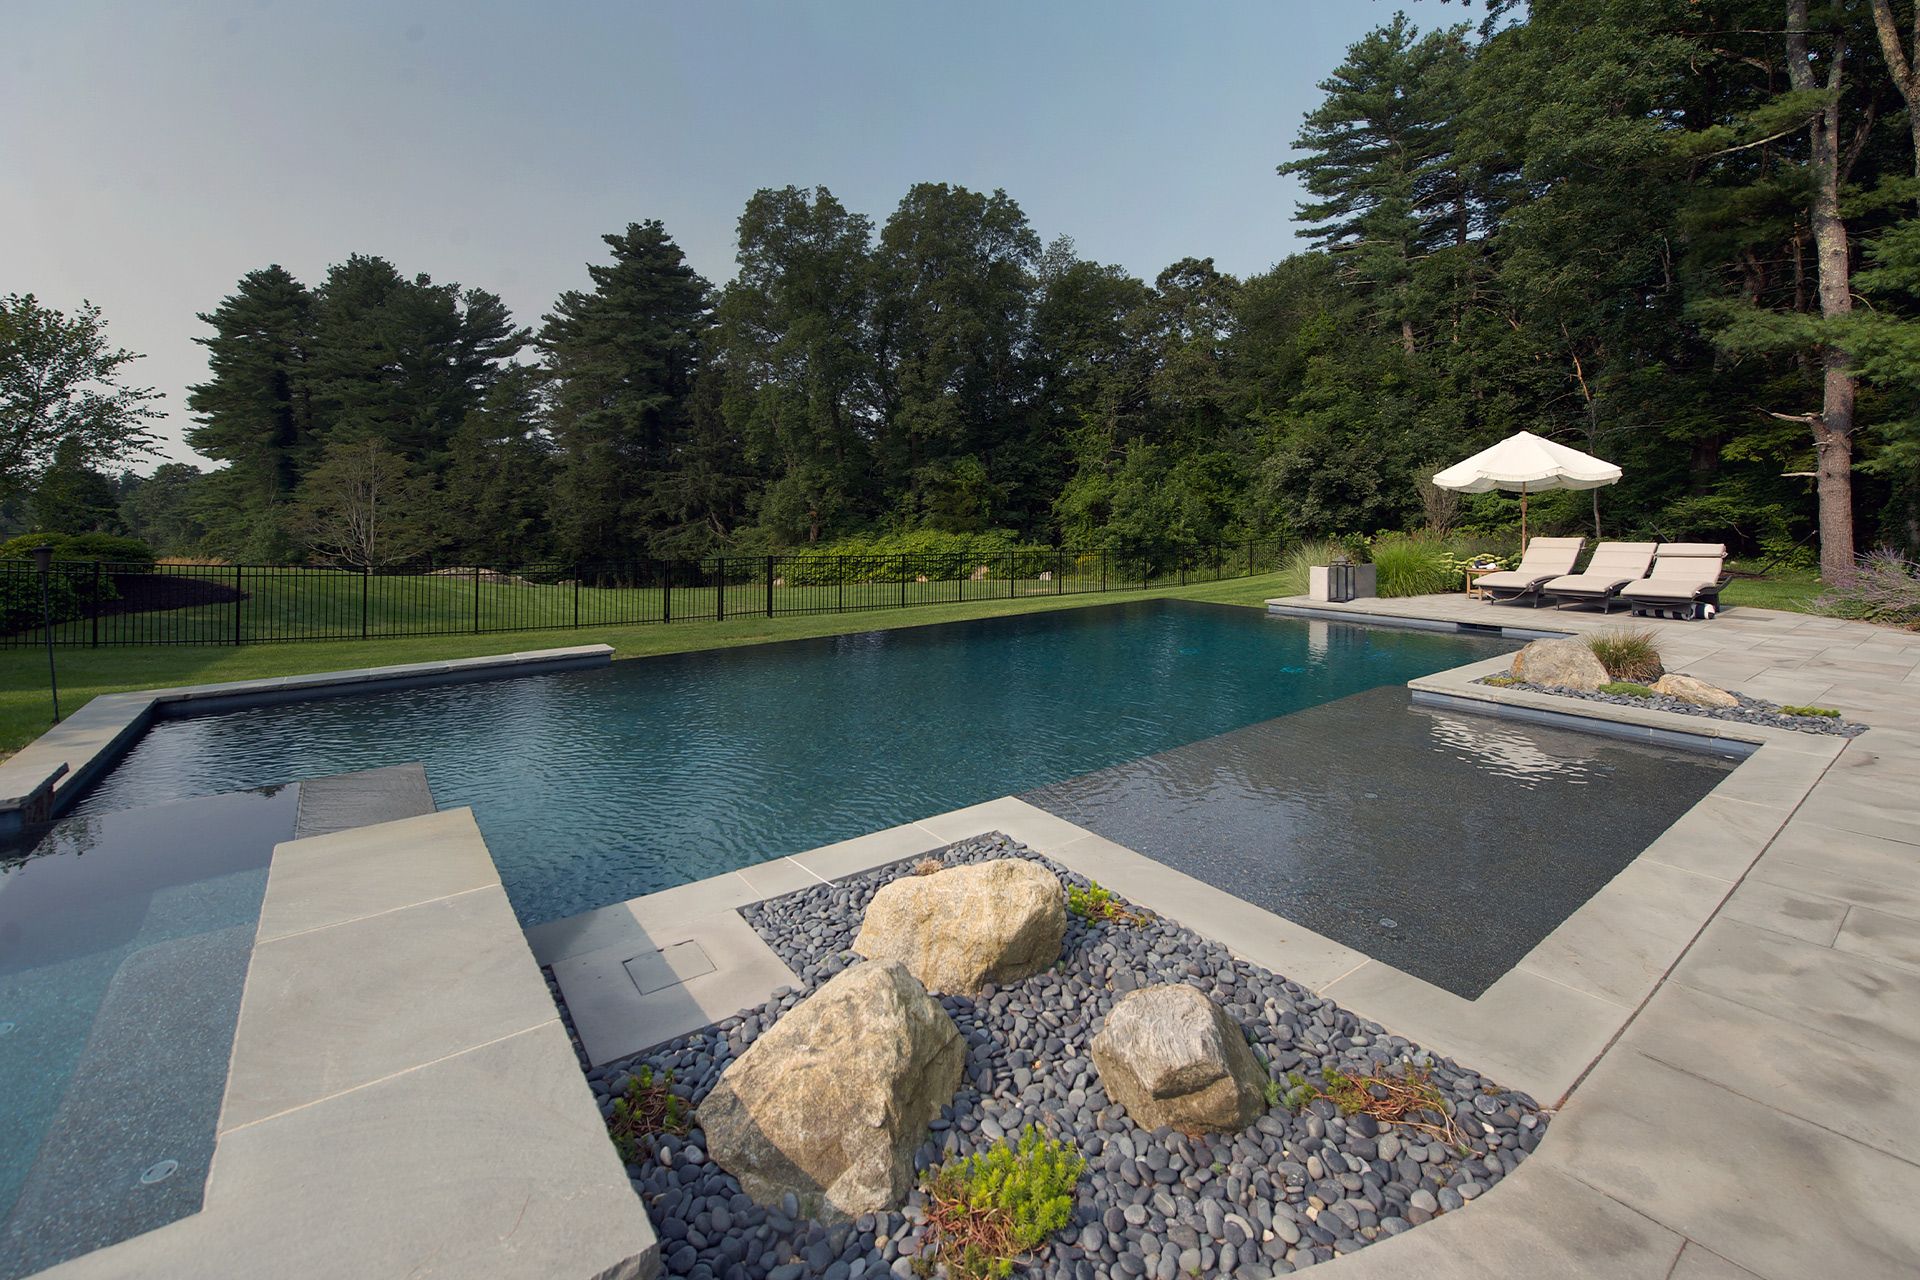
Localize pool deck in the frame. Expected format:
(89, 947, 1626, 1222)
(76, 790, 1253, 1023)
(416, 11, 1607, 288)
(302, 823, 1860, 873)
(11, 600, 1920, 1279)
(541, 595, 1920, 1280)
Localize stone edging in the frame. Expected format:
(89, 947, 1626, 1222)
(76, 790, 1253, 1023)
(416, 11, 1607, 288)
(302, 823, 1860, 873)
(0, 644, 614, 833)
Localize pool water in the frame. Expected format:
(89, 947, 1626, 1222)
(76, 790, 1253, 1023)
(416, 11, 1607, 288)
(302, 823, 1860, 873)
(1025, 685, 1738, 997)
(0, 787, 296, 1277)
(71, 601, 1514, 927)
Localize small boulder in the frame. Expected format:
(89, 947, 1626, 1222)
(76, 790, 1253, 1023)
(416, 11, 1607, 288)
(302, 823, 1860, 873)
(1509, 637, 1609, 692)
(702, 960, 964, 1222)
(1091, 983, 1268, 1134)
(853, 859, 1065, 995)
(1651, 673, 1738, 708)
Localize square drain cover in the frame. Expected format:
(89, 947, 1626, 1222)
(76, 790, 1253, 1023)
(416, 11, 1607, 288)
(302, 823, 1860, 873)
(624, 940, 716, 995)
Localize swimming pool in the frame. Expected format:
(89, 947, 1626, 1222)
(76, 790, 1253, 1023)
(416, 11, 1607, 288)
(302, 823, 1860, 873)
(70, 601, 1515, 926)
(0, 787, 295, 1277)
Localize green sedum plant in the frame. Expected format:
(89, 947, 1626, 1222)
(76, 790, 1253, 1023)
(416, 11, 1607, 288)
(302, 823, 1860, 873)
(1780, 704, 1841, 718)
(1599, 681, 1656, 697)
(1066, 880, 1150, 926)
(922, 1126, 1084, 1279)
(606, 1065, 690, 1165)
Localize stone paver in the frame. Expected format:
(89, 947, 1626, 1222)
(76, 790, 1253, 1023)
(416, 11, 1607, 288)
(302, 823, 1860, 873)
(1265, 595, 1920, 1279)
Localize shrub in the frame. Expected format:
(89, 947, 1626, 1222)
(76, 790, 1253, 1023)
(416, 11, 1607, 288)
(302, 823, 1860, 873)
(1599, 681, 1656, 697)
(1371, 534, 1456, 597)
(0, 531, 155, 565)
(770, 529, 1043, 586)
(922, 1126, 1084, 1280)
(605, 1066, 690, 1165)
(1588, 629, 1663, 682)
(1781, 704, 1841, 718)
(1816, 547, 1920, 630)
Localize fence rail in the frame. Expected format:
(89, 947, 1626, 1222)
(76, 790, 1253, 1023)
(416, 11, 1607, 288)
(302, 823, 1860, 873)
(0, 540, 1287, 648)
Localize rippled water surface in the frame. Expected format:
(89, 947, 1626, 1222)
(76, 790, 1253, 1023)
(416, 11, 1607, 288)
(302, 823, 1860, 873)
(72, 602, 1511, 925)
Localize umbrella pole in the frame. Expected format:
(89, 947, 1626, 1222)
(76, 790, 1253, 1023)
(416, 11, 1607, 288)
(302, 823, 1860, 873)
(1520, 482, 1528, 549)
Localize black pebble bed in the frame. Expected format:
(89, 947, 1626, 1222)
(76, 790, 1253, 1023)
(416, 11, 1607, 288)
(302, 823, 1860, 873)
(577, 834, 1550, 1279)
(1480, 678, 1867, 736)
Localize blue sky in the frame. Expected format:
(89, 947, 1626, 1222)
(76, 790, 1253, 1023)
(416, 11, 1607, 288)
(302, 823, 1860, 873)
(3, 0, 1474, 463)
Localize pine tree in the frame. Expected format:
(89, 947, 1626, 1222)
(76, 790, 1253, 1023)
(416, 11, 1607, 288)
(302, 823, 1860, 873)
(538, 221, 711, 562)
(186, 265, 317, 558)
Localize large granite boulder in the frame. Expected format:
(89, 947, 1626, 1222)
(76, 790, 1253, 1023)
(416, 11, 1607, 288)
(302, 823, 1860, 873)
(702, 960, 964, 1222)
(1091, 983, 1267, 1134)
(1652, 673, 1738, 708)
(1510, 638, 1609, 692)
(853, 859, 1065, 996)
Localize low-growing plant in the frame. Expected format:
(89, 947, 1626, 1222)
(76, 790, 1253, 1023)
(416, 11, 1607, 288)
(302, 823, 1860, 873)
(921, 1125, 1084, 1279)
(1780, 704, 1841, 718)
(1281, 1065, 1477, 1153)
(1588, 628, 1663, 682)
(1480, 674, 1520, 688)
(912, 857, 945, 876)
(1066, 880, 1150, 926)
(1599, 680, 1656, 697)
(605, 1065, 690, 1164)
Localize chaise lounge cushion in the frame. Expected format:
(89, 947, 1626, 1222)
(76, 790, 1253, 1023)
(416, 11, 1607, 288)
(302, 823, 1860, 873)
(1545, 542, 1659, 597)
(1620, 543, 1727, 602)
(1477, 536, 1586, 592)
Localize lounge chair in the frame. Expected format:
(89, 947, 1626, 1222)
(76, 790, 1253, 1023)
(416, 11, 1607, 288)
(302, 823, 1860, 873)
(1621, 543, 1730, 619)
(1474, 536, 1586, 606)
(1542, 541, 1658, 613)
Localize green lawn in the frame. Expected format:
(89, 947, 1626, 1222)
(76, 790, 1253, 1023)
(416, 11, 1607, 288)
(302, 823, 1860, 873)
(0, 571, 1292, 756)
(1721, 561, 1827, 614)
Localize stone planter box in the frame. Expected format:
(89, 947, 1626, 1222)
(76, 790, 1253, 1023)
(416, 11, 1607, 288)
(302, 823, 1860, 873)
(1308, 563, 1377, 602)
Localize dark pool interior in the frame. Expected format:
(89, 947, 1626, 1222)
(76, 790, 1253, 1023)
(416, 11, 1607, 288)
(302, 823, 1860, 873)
(1024, 684, 1738, 997)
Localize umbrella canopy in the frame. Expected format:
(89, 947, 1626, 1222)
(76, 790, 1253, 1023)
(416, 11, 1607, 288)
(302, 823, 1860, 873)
(1431, 430, 1620, 544)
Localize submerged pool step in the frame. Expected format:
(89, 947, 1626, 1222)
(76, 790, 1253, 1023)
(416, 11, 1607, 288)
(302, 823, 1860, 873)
(294, 763, 436, 840)
(0, 925, 254, 1279)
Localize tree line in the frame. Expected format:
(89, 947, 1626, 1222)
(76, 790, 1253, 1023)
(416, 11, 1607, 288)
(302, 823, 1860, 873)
(7, 1, 1920, 581)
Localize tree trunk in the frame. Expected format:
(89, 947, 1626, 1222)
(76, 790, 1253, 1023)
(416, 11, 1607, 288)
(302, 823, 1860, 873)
(1867, 0, 1920, 210)
(1788, 0, 1858, 584)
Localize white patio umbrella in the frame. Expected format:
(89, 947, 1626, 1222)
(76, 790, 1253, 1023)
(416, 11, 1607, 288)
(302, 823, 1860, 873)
(1430, 430, 1621, 546)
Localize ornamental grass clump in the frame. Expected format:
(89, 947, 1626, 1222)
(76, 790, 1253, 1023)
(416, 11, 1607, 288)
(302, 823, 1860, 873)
(1370, 534, 1456, 597)
(921, 1126, 1084, 1279)
(1588, 628, 1663, 683)
(606, 1065, 690, 1165)
(1781, 704, 1841, 718)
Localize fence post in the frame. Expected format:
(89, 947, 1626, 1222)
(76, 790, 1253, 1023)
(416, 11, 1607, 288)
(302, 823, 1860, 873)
(361, 567, 369, 639)
(91, 561, 101, 648)
(1100, 552, 1107, 593)
(837, 556, 845, 612)
(233, 564, 243, 645)
(765, 554, 775, 617)
(574, 567, 581, 628)
(716, 556, 726, 621)
(1247, 542, 1253, 576)
(662, 561, 672, 623)
(1007, 552, 1015, 599)
(899, 554, 906, 607)
(471, 564, 480, 633)
(1055, 551, 1062, 594)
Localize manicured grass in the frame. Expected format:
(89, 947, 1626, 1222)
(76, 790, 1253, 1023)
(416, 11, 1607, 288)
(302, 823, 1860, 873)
(1721, 562, 1826, 614)
(0, 572, 1294, 757)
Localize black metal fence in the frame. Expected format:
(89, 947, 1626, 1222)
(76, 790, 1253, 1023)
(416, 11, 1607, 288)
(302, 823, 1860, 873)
(0, 540, 1287, 648)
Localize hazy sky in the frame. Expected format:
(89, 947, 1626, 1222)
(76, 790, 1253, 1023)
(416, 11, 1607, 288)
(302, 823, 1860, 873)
(4, 0, 1472, 466)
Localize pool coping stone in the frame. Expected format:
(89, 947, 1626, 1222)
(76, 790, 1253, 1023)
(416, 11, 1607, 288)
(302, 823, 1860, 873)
(35, 801, 659, 1280)
(0, 644, 613, 832)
